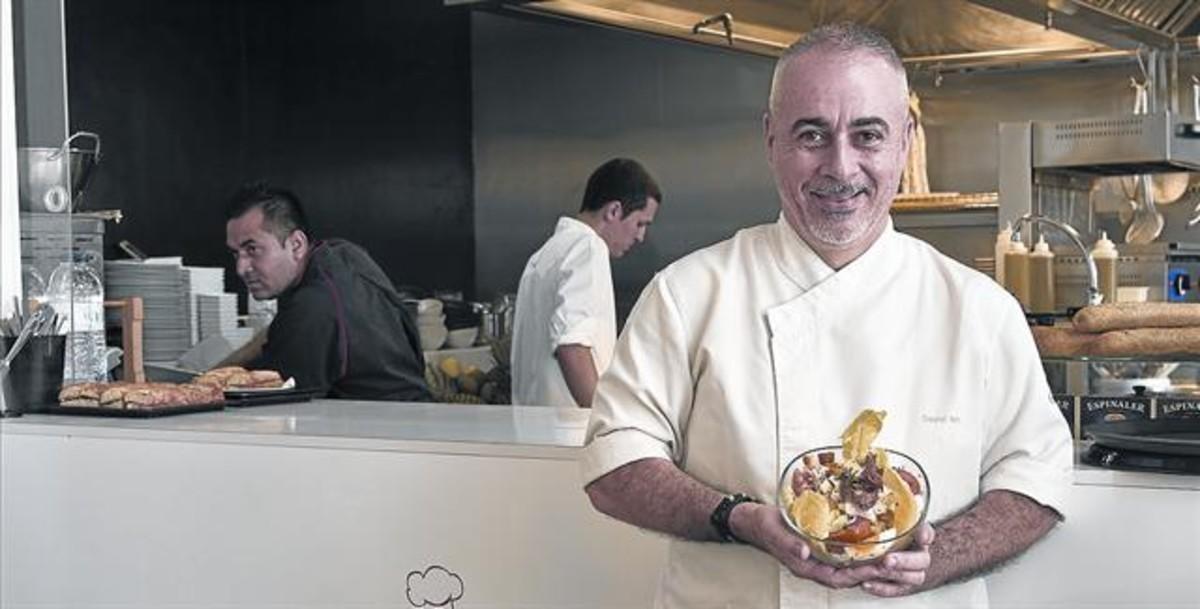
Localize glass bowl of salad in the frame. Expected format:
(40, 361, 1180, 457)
(778, 445, 930, 566)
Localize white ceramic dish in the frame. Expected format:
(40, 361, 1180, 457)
(419, 324, 447, 351)
(446, 326, 478, 349)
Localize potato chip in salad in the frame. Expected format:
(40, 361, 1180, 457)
(785, 409, 924, 551)
(841, 408, 885, 462)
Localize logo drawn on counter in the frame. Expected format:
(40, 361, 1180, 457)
(407, 565, 464, 608)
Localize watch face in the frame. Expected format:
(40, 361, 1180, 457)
(712, 494, 755, 543)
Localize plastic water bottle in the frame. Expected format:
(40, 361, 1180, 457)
(47, 257, 107, 383)
(21, 264, 47, 305)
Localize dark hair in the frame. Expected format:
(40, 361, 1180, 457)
(579, 158, 663, 217)
(224, 182, 310, 243)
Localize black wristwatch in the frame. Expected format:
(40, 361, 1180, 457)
(710, 493, 759, 543)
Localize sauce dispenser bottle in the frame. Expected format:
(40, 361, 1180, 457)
(1092, 231, 1119, 304)
(1004, 239, 1030, 310)
(1029, 236, 1056, 313)
(994, 221, 1014, 285)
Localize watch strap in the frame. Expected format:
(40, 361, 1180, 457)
(710, 493, 759, 543)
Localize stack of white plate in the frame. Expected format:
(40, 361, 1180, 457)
(185, 267, 225, 345)
(415, 298, 447, 350)
(105, 259, 193, 362)
(197, 293, 239, 342)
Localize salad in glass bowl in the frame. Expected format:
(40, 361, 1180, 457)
(777, 410, 931, 566)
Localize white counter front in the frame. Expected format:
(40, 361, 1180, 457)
(1, 401, 664, 609)
(2, 401, 1198, 608)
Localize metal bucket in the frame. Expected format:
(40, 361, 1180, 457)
(17, 132, 102, 213)
(0, 336, 65, 415)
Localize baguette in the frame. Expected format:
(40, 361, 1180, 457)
(226, 370, 284, 389)
(1031, 325, 1098, 358)
(1073, 303, 1200, 333)
(1090, 326, 1200, 357)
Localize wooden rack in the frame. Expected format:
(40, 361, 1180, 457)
(103, 297, 144, 382)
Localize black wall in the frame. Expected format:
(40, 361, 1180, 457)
(65, 0, 474, 297)
(472, 12, 779, 316)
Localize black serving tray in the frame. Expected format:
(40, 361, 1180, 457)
(1085, 419, 1200, 457)
(1083, 443, 1200, 475)
(224, 387, 318, 408)
(35, 401, 226, 418)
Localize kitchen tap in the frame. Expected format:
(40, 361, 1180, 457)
(1012, 213, 1103, 307)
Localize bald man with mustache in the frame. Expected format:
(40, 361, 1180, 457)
(579, 22, 1071, 609)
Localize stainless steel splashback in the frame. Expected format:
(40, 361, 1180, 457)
(1056, 242, 1200, 306)
(1033, 111, 1200, 174)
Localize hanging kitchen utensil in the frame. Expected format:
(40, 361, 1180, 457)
(17, 132, 102, 213)
(1140, 74, 1193, 206)
(1149, 77, 1200, 207)
(1, 308, 47, 370)
(1150, 173, 1189, 205)
(1122, 79, 1165, 243)
(1127, 175, 1164, 244)
(1091, 176, 1128, 214)
(1118, 171, 1139, 227)
(1186, 181, 1200, 228)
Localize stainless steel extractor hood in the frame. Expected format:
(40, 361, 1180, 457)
(450, 0, 1200, 70)
(1034, 110, 1200, 174)
(969, 0, 1200, 50)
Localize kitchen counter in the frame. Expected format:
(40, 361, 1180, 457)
(2, 402, 1198, 608)
(5, 400, 1193, 487)
(0, 399, 588, 457)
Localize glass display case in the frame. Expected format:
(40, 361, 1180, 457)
(1042, 356, 1200, 440)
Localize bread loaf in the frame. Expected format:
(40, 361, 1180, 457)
(194, 366, 248, 388)
(1033, 324, 1200, 357)
(99, 382, 143, 406)
(1090, 327, 1200, 357)
(59, 381, 224, 409)
(225, 369, 283, 389)
(195, 366, 282, 389)
(58, 382, 106, 406)
(1073, 303, 1200, 333)
(123, 386, 181, 408)
(177, 383, 224, 405)
(1031, 326, 1098, 358)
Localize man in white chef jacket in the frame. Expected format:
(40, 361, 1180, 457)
(581, 23, 1073, 609)
(511, 158, 662, 408)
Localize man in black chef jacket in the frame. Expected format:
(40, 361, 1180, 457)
(222, 182, 432, 401)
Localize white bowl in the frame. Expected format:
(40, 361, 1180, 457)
(417, 313, 446, 325)
(446, 326, 479, 349)
(418, 323, 447, 351)
(416, 298, 444, 317)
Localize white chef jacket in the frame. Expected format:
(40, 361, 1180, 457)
(512, 217, 617, 408)
(582, 215, 1073, 609)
